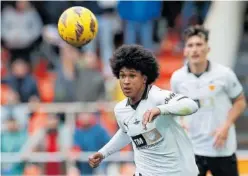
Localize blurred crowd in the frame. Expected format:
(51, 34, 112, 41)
(2, 0, 236, 175)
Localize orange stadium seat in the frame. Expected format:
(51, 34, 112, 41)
(1, 84, 11, 105)
(155, 77, 171, 90)
(157, 56, 184, 78)
(29, 109, 48, 135)
(36, 72, 56, 103)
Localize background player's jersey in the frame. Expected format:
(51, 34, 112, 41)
(170, 61, 243, 157)
(114, 85, 199, 176)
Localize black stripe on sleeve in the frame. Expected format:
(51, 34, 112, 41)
(176, 96, 188, 101)
(231, 91, 244, 103)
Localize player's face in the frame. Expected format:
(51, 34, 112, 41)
(184, 35, 209, 64)
(119, 67, 147, 99)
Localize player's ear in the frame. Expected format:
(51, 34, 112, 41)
(143, 75, 147, 84)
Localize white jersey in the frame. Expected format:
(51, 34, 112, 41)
(114, 85, 199, 176)
(170, 61, 243, 157)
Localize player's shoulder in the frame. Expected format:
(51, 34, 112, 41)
(114, 98, 128, 113)
(149, 85, 171, 94)
(148, 85, 173, 99)
(210, 61, 235, 75)
(171, 65, 188, 82)
(2, 6, 15, 15)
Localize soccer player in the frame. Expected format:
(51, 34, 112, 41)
(170, 25, 247, 176)
(88, 44, 200, 176)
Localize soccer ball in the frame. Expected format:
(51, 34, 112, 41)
(57, 6, 98, 47)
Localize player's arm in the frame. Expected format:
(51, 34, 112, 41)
(142, 89, 198, 127)
(156, 91, 198, 116)
(224, 69, 247, 129)
(213, 69, 247, 148)
(225, 93, 247, 128)
(98, 129, 131, 159)
(159, 71, 198, 116)
(89, 129, 131, 168)
(89, 117, 131, 168)
(160, 71, 198, 116)
(169, 72, 188, 129)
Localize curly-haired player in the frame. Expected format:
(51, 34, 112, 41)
(88, 44, 199, 176)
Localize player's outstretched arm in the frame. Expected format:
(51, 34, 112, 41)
(157, 93, 199, 116)
(142, 90, 198, 129)
(88, 129, 131, 168)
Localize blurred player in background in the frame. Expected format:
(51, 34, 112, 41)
(89, 45, 200, 176)
(170, 25, 247, 176)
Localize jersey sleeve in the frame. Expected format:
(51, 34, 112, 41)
(152, 88, 198, 116)
(152, 88, 187, 106)
(98, 106, 131, 158)
(225, 68, 243, 99)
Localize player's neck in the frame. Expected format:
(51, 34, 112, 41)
(129, 85, 146, 105)
(189, 59, 208, 75)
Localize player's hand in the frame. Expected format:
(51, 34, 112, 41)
(142, 108, 161, 130)
(212, 125, 229, 149)
(180, 117, 189, 132)
(88, 152, 104, 168)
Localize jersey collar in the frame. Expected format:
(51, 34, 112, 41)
(126, 85, 152, 108)
(187, 60, 210, 77)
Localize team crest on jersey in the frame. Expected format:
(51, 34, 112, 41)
(208, 84, 215, 91)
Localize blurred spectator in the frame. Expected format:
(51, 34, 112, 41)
(1, 47, 11, 79)
(54, 43, 106, 102)
(1, 106, 29, 130)
(78, 1, 117, 77)
(181, 1, 211, 29)
(161, 1, 183, 30)
(75, 52, 106, 102)
(34, 1, 71, 25)
(1, 0, 43, 61)
(54, 44, 80, 102)
(53, 43, 106, 124)
(0, 84, 20, 105)
(43, 115, 65, 175)
(2, 58, 40, 103)
(23, 163, 42, 176)
(1, 117, 28, 175)
(72, 112, 110, 175)
(117, 1, 162, 50)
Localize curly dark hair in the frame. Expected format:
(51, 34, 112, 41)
(110, 44, 159, 85)
(183, 25, 209, 42)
